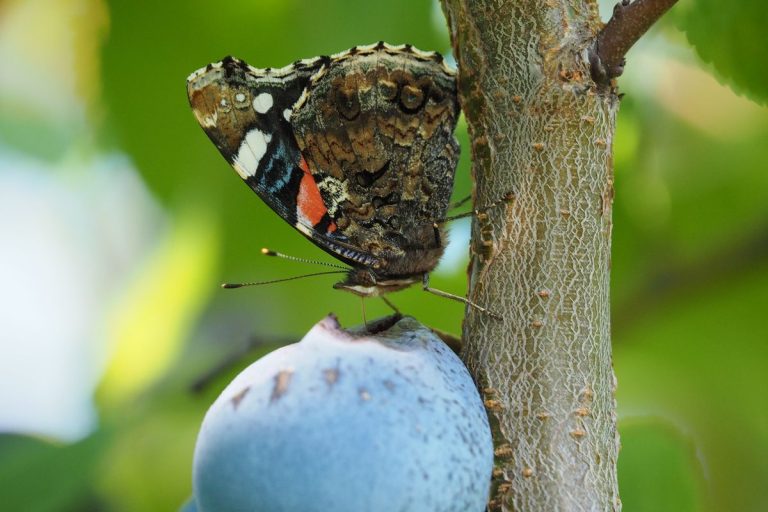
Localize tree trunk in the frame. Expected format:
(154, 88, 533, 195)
(440, 1, 621, 510)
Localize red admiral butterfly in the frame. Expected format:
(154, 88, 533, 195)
(188, 42, 496, 316)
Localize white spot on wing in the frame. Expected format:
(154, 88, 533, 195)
(235, 92, 246, 103)
(233, 129, 272, 179)
(283, 108, 292, 121)
(253, 93, 274, 114)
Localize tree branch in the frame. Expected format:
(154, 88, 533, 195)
(441, 2, 621, 509)
(592, 0, 678, 83)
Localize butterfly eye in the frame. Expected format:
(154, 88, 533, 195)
(399, 84, 426, 113)
(335, 87, 360, 121)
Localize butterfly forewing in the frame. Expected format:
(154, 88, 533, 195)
(188, 57, 326, 228)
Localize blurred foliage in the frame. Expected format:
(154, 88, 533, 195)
(618, 420, 706, 512)
(0, 433, 106, 511)
(0, 1, 766, 511)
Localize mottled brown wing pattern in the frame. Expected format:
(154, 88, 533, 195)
(291, 44, 460, 279)
(188, 43, 465, 299)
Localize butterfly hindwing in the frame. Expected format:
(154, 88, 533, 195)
(291, 44, 460, 277)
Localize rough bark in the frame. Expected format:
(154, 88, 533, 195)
(440, 1, 621, 510)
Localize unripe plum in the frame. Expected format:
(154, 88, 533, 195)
(191, 315, 493, 512)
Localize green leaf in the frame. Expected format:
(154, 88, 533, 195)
(679, 0, 768, 104)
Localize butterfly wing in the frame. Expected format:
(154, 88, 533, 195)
(291, 43, 460, 278)
(188, 44, 459, 276)
(187, 56, 380, 268)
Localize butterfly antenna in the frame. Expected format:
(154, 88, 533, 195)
(449, 194, 472, 210)
(261, 248, 350, 270)
(222, 270, 348, 289)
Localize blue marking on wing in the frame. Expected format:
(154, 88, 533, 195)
(258, 138, 295, 194)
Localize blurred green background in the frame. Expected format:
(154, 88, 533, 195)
(0, 0, 765, 511)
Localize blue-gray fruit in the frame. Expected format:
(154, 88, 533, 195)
(192, 315, 493, 512)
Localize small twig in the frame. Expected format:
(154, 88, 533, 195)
(190, 335, 288, 393)
(613, 223, 768, 338)
(591, 0, 678, 83)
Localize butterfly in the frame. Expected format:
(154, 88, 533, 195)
(188, 42, 497, 317)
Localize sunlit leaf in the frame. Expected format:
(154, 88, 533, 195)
(679, 0, 768, 104)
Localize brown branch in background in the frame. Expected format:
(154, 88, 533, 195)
(614, 224, 768, 338)
(592, 0, 678, 83)
(190, 336, 287, 393)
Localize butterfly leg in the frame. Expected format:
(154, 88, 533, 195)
(441, 191, 515, 223)
(432, 222, 442, 247)
(381, 295, 402, 317)
(449, 194, 472, 210)
(361, 296, 368, 330)
(421, 274, 502, 320)
(431, 191, 514, 247)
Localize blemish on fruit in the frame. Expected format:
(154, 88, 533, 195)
(323, 367, 340, 387)
(230, 386, 250, 410)
(270, 369, 293, 402)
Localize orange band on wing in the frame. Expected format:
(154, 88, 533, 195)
(297, 156, 337, 233)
